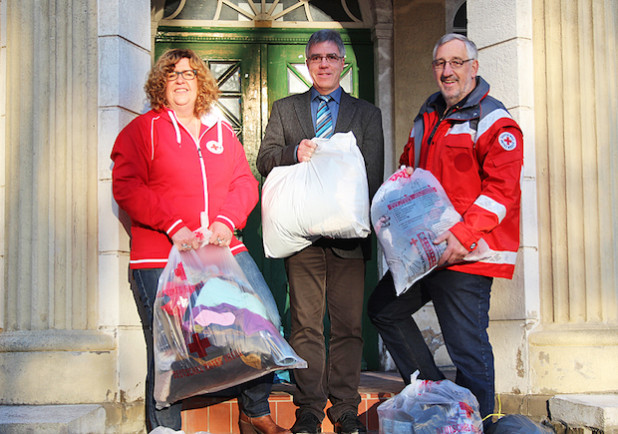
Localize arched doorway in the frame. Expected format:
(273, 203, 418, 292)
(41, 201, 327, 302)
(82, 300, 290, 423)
(151, 0, 392, 370)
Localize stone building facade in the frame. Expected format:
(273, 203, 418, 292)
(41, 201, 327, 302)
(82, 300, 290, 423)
(0, 0, 616, 431)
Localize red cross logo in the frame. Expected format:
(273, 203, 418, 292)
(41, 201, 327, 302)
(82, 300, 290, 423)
(498, 132, 517, 151)
(206, 140, 224, 154)
(174, 263, 186, 280)
(188, 333, 211, 358)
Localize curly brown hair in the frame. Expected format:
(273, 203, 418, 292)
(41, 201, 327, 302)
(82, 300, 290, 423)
(144, 48, 220, 117)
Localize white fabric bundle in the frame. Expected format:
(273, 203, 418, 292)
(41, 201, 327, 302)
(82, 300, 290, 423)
(261, 132, 370, 258)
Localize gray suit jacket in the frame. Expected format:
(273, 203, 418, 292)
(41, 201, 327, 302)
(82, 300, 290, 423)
(257, 88, 384, 259)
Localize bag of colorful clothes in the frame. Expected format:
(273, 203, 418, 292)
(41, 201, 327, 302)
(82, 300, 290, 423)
(153, 243, 306, 409)
(377, 371, 483, 433)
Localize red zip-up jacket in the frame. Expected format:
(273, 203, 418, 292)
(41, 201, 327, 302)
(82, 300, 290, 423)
(400, 77, 523, 279)
(111, 107, 258, 269)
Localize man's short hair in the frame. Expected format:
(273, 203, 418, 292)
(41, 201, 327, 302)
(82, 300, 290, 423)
(433, 33, 478, 60)
(306, 29, 346, 58)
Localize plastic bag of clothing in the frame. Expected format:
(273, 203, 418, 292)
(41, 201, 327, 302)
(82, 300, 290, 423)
(485, 414, 555, 433)
(377, 371, 483, 434)
(371, 167, 489, 295)
(153, 243, 307, 409)
(261, 131, 370, 258)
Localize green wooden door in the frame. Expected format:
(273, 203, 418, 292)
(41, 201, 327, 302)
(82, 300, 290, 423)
(264, 41, 379, 371)
(156, 29, 379, 370)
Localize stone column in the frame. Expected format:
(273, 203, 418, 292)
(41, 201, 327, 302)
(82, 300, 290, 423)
(371, 0, 395, 177)
(0, 0, 6, 329)
(0, 0, 116, 403)
(468, 0, 540, 396)
(97, 0, 152, 410)
(528, 0, 618, 394)
(470, 0, 618, 397)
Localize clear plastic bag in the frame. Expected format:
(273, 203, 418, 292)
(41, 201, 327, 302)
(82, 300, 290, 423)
(261, 131, 370, 258)
(153, 243, 307, 409)
(377, 371, 483, 434)
(371, 167, 489, 295)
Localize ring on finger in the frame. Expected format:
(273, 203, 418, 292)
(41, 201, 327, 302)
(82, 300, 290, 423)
(216, 238, 223, 244)
(181, 243, 190, 249)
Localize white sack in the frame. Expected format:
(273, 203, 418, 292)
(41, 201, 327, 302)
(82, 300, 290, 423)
(261, 131, 370, 258)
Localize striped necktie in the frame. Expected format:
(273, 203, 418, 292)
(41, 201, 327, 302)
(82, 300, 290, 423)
(316, 95, 333, 139)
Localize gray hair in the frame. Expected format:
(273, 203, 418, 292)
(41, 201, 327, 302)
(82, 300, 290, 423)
(432, 33, 478, 60)
(306, 29, 346, 58)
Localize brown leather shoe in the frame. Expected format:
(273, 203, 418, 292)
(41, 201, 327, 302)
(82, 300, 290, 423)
(239, 412, 292, 434)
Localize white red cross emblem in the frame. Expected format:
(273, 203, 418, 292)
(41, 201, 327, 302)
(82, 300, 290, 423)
(498, 132, 517, 151)
(206, 140, 224, 154)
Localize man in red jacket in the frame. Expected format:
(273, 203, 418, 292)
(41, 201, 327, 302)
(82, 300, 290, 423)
(368, 33, 523, 429)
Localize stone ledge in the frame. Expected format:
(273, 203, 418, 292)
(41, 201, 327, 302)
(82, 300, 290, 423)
(0, 350, 116, 404)
(0, 329, 115, 352)
(528, 327, 618, 394)
(549, 394, 618, 431)
(0, 404, 106, 433)
(529, 327, 618, 347)
(495, 392, 553, 421)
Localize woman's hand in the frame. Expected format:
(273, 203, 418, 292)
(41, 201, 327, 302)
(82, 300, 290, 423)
(208, 221, 233, 247)
(171, 226, 200, 251)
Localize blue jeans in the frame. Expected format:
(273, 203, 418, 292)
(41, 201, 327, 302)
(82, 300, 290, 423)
(132, 250, 276, 430)
(368, 269, 495, 419)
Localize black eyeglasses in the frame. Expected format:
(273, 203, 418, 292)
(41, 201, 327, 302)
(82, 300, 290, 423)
(431, 58, 473, 70)
(167, 70, 198, 81)
(307, 54, 344, 64)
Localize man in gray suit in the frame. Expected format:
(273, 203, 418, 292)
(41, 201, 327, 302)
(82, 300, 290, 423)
(257, 29, 384, 434)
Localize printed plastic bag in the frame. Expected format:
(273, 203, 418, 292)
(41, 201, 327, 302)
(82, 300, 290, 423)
(377, 371, 483, 434)
(153, 243, 307, 409)
(261, 131, 370, 258)
(371, 167, 489, 295)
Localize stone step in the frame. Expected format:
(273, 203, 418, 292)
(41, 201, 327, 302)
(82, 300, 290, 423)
(549, 394, 618, 433)
(181, 371, 405, 434)
(0, 404, 106, 433)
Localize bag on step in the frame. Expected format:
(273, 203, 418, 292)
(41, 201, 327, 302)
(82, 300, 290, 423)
(485, 414, 555, 433)
(377, 371, 483, 434)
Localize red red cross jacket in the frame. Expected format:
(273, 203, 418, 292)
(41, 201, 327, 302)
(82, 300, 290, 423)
(400, 77, 523, 279)
(111, 107, 258, 269)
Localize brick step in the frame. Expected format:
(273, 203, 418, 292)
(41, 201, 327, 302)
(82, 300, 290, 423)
(181, 371, 405, 434)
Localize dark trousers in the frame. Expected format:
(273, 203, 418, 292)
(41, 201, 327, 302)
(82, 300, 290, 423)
(285, 245, 365, 423)
(367, 269, 495, 419)
(133, 263, 273, 430)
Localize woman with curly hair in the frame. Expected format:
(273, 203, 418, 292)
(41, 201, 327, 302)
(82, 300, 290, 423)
(111, 48, 289, 433)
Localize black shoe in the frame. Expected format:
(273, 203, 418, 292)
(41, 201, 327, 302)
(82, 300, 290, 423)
(333, 412, 366, 434)
(291, 412, 322, 434)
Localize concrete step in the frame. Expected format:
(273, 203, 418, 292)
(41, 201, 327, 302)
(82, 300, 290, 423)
(549, 394, 618, 433)
(181, 371, 405, 434)
(0, 404, 106, 433)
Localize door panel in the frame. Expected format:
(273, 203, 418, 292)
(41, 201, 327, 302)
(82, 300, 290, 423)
(156, 31, 379, 369)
